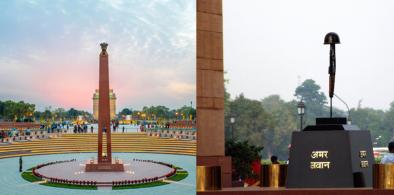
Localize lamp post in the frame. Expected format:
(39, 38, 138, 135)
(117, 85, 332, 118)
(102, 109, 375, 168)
(297, 100, 305, 131)
(230, 116, 235, 140)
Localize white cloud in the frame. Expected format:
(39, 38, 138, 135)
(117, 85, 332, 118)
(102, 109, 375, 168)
(103, 0, 124, 10)
(166, 82, 195, 97)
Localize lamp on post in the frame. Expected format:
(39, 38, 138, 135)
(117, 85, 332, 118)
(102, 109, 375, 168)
(230, 116, 235, 140)
(297, 100, 305, 131)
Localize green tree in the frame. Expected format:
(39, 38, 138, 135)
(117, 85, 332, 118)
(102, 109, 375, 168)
(119, 108, 133, 116)
(176, 105, 196, 120)
(294, 79, 327, 125)
(1, 100, 35, 121)
(225, 140, 263, 180)
(0, 101, 4, 119)
(142, 106, 171, 119)
(67, 108, 79, 120)
(351, 107, 386, 146)
(261, 95, 297, 159)
(294, 79, 345, 125)
(225, 94, 271, 149)
(42, 109, 52, 121)
(54, 108, 66, 121)
(295, 79, 327, 105)
(382, 102, 394, 144)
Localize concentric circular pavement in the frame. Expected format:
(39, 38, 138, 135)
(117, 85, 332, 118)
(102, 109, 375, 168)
(35, 159, 174, 183)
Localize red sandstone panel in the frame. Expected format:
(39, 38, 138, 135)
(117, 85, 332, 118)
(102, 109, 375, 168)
(197, 97, 224, 110)
(197, 69, 224, 98)
(197, 58, 224, 71)
(197, 108, 225, 156)
(197, 0, 222, 15)
(197, 31, 223, 59)
(197, 12, 222, 33)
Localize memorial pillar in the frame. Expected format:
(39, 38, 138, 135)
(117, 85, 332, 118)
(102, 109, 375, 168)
(98, 43, 112, 163)
(196, 0, 231, 187)
(85, 43, 123, 172)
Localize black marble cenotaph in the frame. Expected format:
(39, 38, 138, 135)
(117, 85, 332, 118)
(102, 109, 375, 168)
(286, 33, 374, 188)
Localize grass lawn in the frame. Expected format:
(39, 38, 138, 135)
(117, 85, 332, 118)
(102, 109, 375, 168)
(112, 168, 189, 190)
(44, 182, 96, 190)
(112, 181, 168, 189)
(21, 171, 42, 182)
(22, 165, 188, 190)
(167, 170, 188, 181)
(21, 167, 97, 190)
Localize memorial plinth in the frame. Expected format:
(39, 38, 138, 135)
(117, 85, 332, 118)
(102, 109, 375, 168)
(287, 118, 374, 188)
(85, 42, 124, 172)
(85, 159, 125, 172)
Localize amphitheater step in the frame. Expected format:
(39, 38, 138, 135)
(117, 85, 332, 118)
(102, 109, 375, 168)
(0, 133, 196, 159)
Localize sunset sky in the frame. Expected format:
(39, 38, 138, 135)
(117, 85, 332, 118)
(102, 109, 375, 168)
(0, 0, 196, 112)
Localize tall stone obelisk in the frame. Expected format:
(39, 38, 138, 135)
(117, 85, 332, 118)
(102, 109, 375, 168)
(86, 43, 123, 172)
(98, 42, 112, 163)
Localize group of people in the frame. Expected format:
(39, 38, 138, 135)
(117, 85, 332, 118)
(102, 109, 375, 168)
(72, 124, 89, 133)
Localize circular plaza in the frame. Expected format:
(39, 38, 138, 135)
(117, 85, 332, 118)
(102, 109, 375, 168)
(33, 158, 176, 186)
(0, 153, 195, 195)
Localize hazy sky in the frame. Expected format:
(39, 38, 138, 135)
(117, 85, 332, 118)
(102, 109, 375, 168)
(2, 0, 393, 112)
(223, 0, 394, 111)
(0, 0, 195, 112)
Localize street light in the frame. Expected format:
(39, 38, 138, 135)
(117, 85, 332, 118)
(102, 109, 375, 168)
(297, 100, 305, 131)
(230, 116, 235, 140)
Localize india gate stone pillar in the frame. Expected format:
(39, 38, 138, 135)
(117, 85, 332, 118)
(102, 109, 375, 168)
(196, 0, 231, 187)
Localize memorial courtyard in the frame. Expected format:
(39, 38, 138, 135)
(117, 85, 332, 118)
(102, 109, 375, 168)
(0, 153, 195, 194)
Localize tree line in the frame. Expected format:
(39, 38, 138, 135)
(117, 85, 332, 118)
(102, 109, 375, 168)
(118, 105, 196, 121)
(0, 100, 196, 123)
(224, 79, 394, 160)
(0, 101, 92, 122)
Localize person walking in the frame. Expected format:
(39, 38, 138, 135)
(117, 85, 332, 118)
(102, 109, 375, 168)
(90, 126, 94, 133)
(19, 156, 23, 172)
(122, 126, 125, 133)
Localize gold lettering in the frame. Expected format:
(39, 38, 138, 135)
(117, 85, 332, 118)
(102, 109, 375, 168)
(310, 162, 331, 170)
(311, 151, 329, 159)
(360, 161, 369, 168)
(359, 151, 367, 158)
(322, 162, 330, 169)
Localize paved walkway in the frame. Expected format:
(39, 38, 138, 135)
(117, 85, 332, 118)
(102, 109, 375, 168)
(97, 186, 112, 190)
